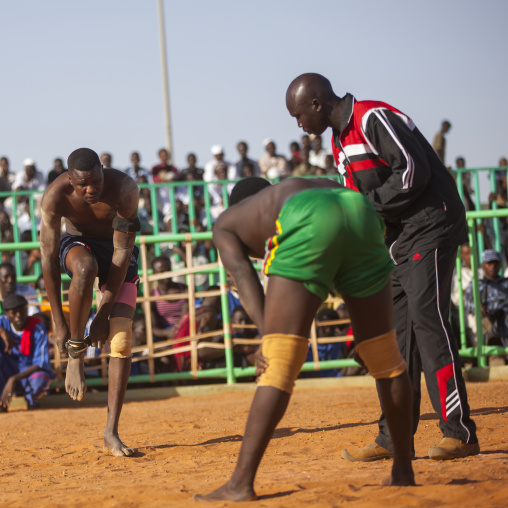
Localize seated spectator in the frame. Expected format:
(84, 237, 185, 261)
(451, 244, 483, 347)
(291, 146, 317, 177)
(258, 139, 288, 179)
(209, 162, 230, 221)
(150, 256, 188, 341)
(47, 158, 67, 185)
(204, 145, 233, 182)
(231, 305, 258, 368)
(303, 307, 347, 378)
(288, 141, 301, 173)
(130, 313, 150, 377)
(464, 249, 508, 364)
(240, 161, 256, 178)
(0, 262, 39, 316)
(0, 294, 54, 411)
(0, 211, 14, 263)
(124, 151, 151, 183)
(482, 180, 508, 265)
(171, 289, 224, 371)
(308, 134, 330, 170)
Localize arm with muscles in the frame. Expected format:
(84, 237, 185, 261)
(362, 109, 432, 220)
(213, 225, 265, 335)
(40, 193, 69, 353)
(90, 181, 139, 348)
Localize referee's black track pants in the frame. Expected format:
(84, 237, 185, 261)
(375, 246, 478, 452)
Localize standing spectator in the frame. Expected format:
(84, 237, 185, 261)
(12, 159, 45, 192)
(180, 153, 204, 181)
(204, 145, 232, 182)
(233, 141, 259, 180)
(495, 156, 508, 185)
(0, 294, 54, 411)
(124, 151, 151, 183)
(0, 262, 39, 316)
(300, 134, 311, 151)
(152, 148, 179, 183)
(309, 134, 330, 170)
(47, 158, 68, 185)
(291, 146, 317, 177)
(288, 141, 301, 173)
(432, 120, 452, 165)
(100, 152, 114, 169)
(286, 73, 478, 461)
(455, 157, 475, 211)
(258, 139, 288, 179)
(0, 156, 15, 200)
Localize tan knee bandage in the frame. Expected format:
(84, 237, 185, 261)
(355, 329, 406, 379)
(257, 333, 309, 394)
(108, 317, 133, 359)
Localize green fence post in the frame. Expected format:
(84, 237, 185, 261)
(218, 258, 236, 384)
(468, 218, 487, 368)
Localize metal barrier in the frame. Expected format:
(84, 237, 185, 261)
(1, 168, 507, 389)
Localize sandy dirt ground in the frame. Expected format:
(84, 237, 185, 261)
(0, 378, 507, 508)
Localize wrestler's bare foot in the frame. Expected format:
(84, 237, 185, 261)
(104, 431, 134, 457)
(381, 460, 415, 486)
(194, 481, 257, 503)
(65, 356, 87, 401)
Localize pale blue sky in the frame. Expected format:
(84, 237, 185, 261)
(1, 1, 506, 201)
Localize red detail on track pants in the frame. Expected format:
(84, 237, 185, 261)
(436, 363, 454, 421)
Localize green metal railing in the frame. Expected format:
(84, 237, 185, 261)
(1, 168, 507, 388)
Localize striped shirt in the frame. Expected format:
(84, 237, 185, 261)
(154, 284, 187, 327)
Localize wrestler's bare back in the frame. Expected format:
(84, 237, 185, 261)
(41, 169, 135, 239)
(215, 177, 342, 257)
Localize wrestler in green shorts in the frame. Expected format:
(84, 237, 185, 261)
(263, 187, 393, 301)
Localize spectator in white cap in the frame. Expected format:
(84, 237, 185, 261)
(13, 159, 45, 192)
(464, 248, 508, 362)
(204, 144, 233, 182)
(258, 139, 288, 179)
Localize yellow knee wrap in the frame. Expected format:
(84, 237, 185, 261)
(257, 333, 309, 394)
(108, 317, 133, 358)
(355, 329, 406, 379)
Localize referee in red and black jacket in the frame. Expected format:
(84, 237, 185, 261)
(286, 73, 479, 461)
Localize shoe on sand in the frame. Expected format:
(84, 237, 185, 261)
(342, 443, 394, 462)
(428, 438, 480, 460)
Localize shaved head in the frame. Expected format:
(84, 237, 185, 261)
(286, 73, 340, 136)
(286, 73, 336, 107)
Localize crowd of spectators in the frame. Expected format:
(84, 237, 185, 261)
(1, 130, 507, 406)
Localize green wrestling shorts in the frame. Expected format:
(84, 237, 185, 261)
(263, 187, 393, 301)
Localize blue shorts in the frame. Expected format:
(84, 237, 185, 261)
(59, 233, 140, 288)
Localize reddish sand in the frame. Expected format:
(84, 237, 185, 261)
(0, 378, 507, 507)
